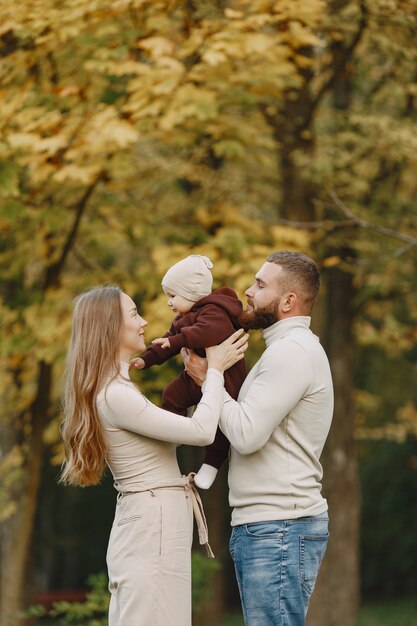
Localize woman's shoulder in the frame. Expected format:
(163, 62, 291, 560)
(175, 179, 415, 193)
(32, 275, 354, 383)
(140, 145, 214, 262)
(98, 375, 146, 410)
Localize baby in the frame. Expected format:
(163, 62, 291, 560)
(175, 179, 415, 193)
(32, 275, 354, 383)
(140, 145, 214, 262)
(130, 254, 247, 489)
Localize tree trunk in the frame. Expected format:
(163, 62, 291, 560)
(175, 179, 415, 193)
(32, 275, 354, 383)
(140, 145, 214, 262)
(0, 362, 52, 626)
(279, 154, 360, 626)
(308, 22, 362, 623)
(308, 267, 360, 626)
(276, 59, 360, 623)
(0, 182, 98, 626)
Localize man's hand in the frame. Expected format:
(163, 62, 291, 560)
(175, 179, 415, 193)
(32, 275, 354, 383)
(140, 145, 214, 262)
(152, 337, 171, 349)
(129, 357, 145, 369)
(181, 348, 208, 387)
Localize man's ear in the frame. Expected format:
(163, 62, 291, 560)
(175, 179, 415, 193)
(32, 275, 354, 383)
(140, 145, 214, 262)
(281, 292, 297, 313)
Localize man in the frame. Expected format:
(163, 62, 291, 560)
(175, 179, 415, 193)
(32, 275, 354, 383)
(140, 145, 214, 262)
(183, 251, 334, 626)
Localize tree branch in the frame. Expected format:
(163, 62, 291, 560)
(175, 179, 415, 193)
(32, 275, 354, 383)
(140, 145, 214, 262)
(43, 176, 102, 289)
(261, 1, 368, 141)
(278, 190, 417, 264)
(303, 0, 368, 130)
(328, 190, 417, 247)
(278, 217, 355, 230)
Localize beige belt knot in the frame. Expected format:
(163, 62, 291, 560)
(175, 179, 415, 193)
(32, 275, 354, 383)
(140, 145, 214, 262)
(115, 474, 215, 558)
(186, 473, 214, 558)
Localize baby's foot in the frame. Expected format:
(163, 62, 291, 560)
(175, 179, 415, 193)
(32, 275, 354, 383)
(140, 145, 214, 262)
(194, 464, 218, 489)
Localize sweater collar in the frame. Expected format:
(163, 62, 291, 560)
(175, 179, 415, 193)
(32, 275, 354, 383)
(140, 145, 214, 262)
(262, 316, 311, 348)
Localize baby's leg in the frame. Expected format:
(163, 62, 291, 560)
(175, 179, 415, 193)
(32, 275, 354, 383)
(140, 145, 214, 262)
(204, 429, 230, 470)
(194, 430, 230, 489)
(163, 373, 225, 489)
(162, 371, 202, 416)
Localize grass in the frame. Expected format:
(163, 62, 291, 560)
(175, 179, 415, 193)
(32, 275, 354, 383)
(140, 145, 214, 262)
(221, 617, 244, 626)
(27, 598, 417, 625)
(358, 598, 417, 626)
(221, 598, 417, 626)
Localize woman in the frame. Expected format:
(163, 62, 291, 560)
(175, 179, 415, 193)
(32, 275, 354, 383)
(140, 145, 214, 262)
(60, 285, 247, 626)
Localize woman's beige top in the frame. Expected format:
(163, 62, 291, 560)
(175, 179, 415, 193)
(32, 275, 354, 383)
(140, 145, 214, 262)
(97, 362, 224, 491)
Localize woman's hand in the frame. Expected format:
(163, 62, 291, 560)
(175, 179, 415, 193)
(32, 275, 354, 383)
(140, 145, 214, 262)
(205, 329, 248, 374)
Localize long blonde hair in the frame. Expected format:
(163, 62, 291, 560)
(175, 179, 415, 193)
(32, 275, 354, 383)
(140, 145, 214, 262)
(60, 286, 123, 486)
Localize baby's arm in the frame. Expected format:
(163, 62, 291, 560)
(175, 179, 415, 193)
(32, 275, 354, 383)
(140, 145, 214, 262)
(151, 337, 171, 349)
(129, 357, 145, 369)
(129, 337, 171, 369)
(132, 323, 180, 369)
(168, 305, 237, 352)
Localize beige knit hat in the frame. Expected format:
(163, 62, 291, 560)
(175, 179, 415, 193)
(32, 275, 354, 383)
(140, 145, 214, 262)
(162, 255, 214, 302)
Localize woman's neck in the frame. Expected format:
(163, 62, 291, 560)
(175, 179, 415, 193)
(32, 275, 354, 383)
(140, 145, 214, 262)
(118, 349, 131, 363)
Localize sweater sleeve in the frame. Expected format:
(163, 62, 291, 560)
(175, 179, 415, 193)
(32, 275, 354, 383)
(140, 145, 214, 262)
(168, 305, 236, 352)
(219, 340, 313, 454)
(98, 369, 224, 446)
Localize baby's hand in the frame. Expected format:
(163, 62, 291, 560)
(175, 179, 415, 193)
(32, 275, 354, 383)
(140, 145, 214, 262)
(129, 357, 145, 369)
(152, 337, 171, 349)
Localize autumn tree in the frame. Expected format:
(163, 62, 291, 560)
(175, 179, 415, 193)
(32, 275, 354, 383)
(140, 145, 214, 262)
(0, 3, 321, 624)
(289, 3, 417, 623)
(1, 1, 417, 626)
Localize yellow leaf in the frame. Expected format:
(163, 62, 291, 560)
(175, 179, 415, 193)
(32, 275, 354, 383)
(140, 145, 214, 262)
(160, 86, 217, 129)
(57, 84, 81, 97)
(244, 33, 274, 55)
(53, 164, 101, 184)
(105, 120, 139, 148)
(273, 0, 325, 27)
(202, 48, 228, 66)
(138, 36, 175, 57)
(270, 225, 311, 249)
(322, 255, 341, 267)
(8, 132, 40, 150)
(36, 135, 68, 154)
(224, 8, 244, 19)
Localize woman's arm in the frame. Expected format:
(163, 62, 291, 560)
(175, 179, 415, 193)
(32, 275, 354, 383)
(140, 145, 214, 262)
(100, 369, 224, 446)
(100, 330, 248, 446)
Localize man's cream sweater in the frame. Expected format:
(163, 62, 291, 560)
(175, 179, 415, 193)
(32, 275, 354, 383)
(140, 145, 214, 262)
(219, 316, 334, 526)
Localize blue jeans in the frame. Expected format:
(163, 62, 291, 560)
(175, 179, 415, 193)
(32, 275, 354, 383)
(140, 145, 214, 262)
(229, 512, 329, 626)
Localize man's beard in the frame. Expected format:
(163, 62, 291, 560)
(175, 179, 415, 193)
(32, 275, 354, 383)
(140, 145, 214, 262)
(238, 298, 280, 330)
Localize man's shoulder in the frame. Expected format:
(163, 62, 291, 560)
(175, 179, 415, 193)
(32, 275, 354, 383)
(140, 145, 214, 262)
(264, 334, 310, 357)
(285, 328, 328, 361)
(287, 325, 318, 344)
(262, 329, 319, 364)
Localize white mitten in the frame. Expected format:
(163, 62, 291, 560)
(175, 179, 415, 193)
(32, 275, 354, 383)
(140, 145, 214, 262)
(194, 464, 218, 489)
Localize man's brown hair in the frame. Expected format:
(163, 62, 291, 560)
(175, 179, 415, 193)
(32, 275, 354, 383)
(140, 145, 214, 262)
(267, 251, 320, 313)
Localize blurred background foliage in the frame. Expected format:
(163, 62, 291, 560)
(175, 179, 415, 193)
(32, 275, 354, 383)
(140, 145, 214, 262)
(1, 0, 417, 625)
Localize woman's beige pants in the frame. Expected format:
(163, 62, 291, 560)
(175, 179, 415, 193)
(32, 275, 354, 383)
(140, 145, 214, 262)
(107, 487, 194, 626)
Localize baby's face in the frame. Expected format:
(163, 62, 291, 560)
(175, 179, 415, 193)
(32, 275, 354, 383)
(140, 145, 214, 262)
(163, 288, 194, 315)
